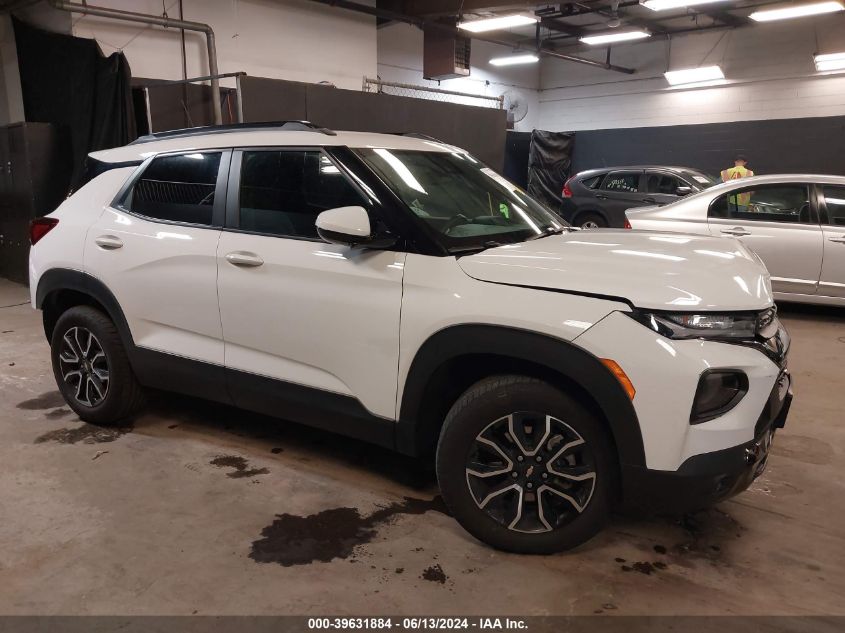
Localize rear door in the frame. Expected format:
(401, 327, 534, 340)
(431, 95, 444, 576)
(595, 170, 645, 225)
(85, 151, 228, 370)
(818, 184, 845, 298)
(706, 183, 823, 296)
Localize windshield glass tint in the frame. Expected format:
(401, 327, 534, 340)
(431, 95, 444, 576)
(354, 148, 565, 249)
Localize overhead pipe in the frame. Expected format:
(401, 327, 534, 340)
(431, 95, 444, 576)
(307, 0, 635, 74)
(46, 0, 222, 124)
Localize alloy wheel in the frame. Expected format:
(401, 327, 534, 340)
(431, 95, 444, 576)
(465, 412, 597, 533)
(581, 220, 600, 229)
(58, 326, 110, 407)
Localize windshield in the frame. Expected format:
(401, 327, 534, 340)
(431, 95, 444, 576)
(354, 148, 567, 252)
(684, 170, 718, 189)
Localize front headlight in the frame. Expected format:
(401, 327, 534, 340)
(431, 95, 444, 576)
(630, 309, 775, 341)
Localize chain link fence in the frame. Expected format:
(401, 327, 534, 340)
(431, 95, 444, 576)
(363, 77, 504, 110)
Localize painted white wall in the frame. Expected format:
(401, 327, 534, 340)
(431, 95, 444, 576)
(67, 0, 376, 90)
(538, 14, 845, 131)
(377, 22, 540, 132)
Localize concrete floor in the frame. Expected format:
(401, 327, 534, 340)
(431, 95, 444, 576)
(0, 277, 843, 616)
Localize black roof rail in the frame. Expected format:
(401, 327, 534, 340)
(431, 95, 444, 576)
(393, 132, 447, 143)
(128, 120, 337, 145)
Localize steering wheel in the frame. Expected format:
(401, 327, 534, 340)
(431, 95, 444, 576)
(443, 213, 473, 235)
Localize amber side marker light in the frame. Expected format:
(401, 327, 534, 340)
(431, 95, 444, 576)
(601, 358, 636, 400)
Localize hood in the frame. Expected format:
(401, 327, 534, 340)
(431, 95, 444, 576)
(458, 230, 773, 311)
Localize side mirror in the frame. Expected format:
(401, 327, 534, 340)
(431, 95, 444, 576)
(315, 206, 396, 249)
(676, 186, 693, 196)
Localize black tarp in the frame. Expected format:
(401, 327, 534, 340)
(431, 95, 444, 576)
(527, 130, 574, 210)
(13, 17, 136, 190)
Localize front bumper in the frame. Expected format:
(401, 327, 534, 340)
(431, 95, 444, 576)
(622, 367, 792, 513)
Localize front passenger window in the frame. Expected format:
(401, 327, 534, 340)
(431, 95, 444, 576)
(238, 150, 367, 239)
(709, 185, 811, 224)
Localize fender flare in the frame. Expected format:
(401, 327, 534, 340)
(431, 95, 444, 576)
(397, 324, 645, 468)
(36, 268, 135, 349)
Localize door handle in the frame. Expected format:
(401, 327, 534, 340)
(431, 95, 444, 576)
(721, 227, 751, 237)
(829, 236, 845, 244)
(225, 251, 264, 267)
(94, 235, 123, 250)
(641, 197, 656, 204)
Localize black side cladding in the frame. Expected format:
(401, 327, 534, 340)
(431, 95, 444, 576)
(527, 130, 574, 212)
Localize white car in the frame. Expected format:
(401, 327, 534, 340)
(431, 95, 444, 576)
(29, 122, 791, 553)
(626, 174, 845, 306)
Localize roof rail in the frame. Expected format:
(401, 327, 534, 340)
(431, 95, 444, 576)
(393, 132, 446, 143)
(128, 120, 337, 145)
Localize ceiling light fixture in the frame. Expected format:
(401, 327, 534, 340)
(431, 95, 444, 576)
(664, 65, 725, 85)
(489, 53, 540, 66)
(580, 30, 651, 45)
(641, 0, 730, 10)
(749, 1, 843, 21)
(457, 14, 539, 33)
(814, 51, 845, 71)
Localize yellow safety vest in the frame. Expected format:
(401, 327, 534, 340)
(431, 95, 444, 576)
(721, 166, 754, 208)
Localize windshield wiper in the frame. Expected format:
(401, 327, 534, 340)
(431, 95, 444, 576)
(528, 226, 568, 241)
(450, 240, 505, 255)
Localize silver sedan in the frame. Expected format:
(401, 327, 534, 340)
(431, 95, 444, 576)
(626, 174, 845, 306)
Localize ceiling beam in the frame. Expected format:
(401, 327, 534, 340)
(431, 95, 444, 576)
(377, 0, 535, 17)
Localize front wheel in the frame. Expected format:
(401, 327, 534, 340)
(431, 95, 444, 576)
(436, 375, 614, 553)
(50, 306, 145, 424)
(577, 212, 607, 229)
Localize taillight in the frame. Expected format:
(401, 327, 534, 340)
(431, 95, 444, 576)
(623, 218, 632, 229)
(562, 178, 573, 198)
(30, 217, 59, 245)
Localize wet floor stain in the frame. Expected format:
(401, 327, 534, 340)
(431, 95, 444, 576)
(653, 544, 667, 554)
(621, 561, 667, 575)
(421, 564, 447, 584)
(250, 496, 448, 567)
(270, 447, 284, 454)
(34, 423, 131, 445)
(45, 408, 73, 420)
(210, 455, 270, 479)
(17, 391, 66, 410)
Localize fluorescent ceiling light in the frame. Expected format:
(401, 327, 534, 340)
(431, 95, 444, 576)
(580, 30, 651, 45)
(664, 65, 725, 85)
(815, 51, 845, 71)
(642, 0, 729, 10)
(458, 14, 538, 33)
(490, 53, 540, 66)
(750, 1, 843, 21)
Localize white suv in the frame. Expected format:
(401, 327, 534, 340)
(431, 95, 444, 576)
(29, 122, 792, 553)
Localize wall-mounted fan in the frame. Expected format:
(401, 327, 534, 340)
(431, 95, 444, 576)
(501, 90, 529, 125)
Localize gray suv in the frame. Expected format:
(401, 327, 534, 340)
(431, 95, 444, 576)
(560, 166, 716, 228)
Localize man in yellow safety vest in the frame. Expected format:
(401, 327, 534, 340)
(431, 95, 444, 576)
(721, 155, 754, 212)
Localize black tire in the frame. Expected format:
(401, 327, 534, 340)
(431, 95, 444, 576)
(577, 212, 607, 229)
(436, 375, 614, 553)
(50, 305, 145, 424)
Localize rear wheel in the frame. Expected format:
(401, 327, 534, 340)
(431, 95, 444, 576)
(50, 306, 145, 424)
(577, 212, 607, 229)
(436, 375, 614, 553)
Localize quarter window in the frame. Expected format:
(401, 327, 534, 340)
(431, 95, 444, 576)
(581, 175, 602, 189)
(130, 152, 221, 225)
(602, 172, 640, 193)
(709, 185, 812, 224)
(822, 186, 845, 226)
(238, 150, 366, 239)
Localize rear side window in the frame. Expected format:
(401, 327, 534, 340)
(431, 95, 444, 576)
(709, 184, 811, 224)
(129, 152, 222, 225)
(238, 150, 366, 239)
(822, 186, 845, 226)
(602, 172, 640, 193)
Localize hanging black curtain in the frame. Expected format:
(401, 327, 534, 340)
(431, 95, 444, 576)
(13, 17, 136, 191)
(527, 130, 574, 211)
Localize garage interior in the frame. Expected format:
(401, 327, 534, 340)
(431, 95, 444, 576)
(1, 0, 845, 623)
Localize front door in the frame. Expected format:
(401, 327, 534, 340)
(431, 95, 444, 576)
(216, 148, 405, 422)
(644, 171, 687, 206)
(819, 184, 845, 298)
(706, 183, 823, 296)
